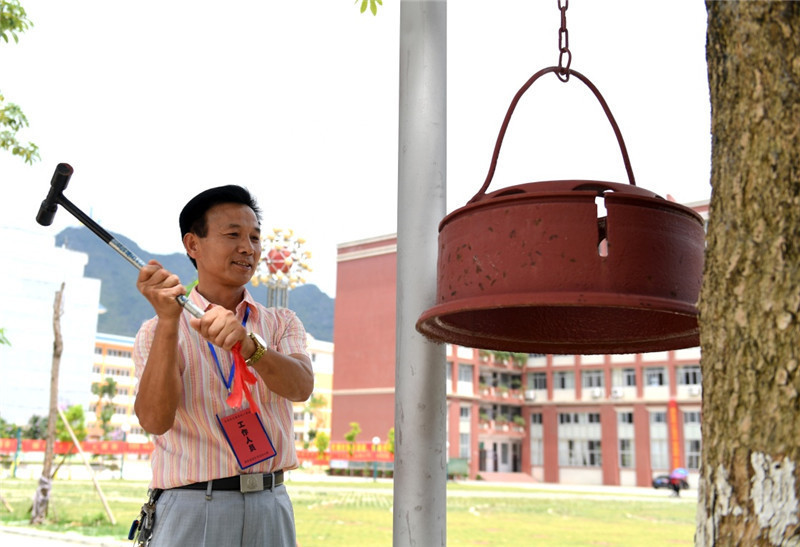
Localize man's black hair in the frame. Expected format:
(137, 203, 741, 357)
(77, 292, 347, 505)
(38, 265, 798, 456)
(179, 185, 262, 268)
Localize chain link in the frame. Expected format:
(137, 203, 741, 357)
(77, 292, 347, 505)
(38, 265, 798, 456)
(557, 0, 571, 82)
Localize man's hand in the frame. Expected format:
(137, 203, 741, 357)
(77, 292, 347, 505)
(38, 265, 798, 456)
(189, 304, 249, 352)
(136, 260, 186, 321)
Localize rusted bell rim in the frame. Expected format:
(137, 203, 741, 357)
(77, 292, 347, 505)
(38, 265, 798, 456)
(418, 291, 700, 327)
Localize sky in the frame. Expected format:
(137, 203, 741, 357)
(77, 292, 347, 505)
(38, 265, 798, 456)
(0, 0, 711, 299)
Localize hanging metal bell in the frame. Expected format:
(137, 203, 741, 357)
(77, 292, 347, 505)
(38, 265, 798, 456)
(416, 68, 705, 354)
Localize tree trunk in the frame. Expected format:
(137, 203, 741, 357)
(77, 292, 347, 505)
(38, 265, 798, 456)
(30, 282, 65, 525)
(699, 3, 800, 545)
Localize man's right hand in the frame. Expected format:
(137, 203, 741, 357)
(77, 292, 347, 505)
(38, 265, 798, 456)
(137, 260, 186, 320)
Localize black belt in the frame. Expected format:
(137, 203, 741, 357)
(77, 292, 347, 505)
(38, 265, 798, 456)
(174, 471, 283, 493)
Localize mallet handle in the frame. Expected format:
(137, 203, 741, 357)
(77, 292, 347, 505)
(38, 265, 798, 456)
(42, 166, 205, 319)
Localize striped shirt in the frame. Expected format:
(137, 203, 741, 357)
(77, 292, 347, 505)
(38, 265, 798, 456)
(133, 287, 309, 489)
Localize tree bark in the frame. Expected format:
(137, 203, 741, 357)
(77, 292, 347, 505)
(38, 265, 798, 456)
(30, 282, 64, 525)
(699, 2, 800, 545)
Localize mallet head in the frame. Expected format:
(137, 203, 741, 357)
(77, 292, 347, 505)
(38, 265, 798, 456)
(36, 163, 73, 226)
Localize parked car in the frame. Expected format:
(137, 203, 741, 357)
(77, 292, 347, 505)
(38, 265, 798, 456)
(652, 475, 689, 490)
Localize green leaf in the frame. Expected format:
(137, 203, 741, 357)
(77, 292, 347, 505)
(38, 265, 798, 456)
(185, 278, 199, 296)
(360, 0, 368, 14)
(370, 0, 377, 16)
(0, 0, 33, 44)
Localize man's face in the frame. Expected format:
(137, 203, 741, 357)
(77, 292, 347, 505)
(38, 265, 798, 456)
(186, 202, 262, 290)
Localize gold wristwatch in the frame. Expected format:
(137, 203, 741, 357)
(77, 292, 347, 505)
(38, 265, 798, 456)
(245, 332, 267, 365)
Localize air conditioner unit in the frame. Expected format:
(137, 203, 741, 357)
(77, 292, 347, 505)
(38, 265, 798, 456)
(524, 390, 536, 401)
(611, 387, 624, 399)
(688, 385, 702, 396)
(591, 387, 603, 399)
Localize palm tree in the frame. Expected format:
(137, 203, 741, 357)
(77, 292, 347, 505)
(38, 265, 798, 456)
(91, 377, 117, 440)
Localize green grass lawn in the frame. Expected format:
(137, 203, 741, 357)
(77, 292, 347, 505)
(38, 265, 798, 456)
(0, 478, 696, 546)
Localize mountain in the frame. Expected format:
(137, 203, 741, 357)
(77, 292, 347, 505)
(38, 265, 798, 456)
(55, 226, 334, 341)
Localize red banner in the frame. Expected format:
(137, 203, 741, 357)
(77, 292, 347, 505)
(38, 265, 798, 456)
(0, 439, 154, 455)
(1, 439, 394, 462)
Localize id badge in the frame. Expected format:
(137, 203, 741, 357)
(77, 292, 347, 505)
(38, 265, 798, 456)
(216, 408, 277, 469)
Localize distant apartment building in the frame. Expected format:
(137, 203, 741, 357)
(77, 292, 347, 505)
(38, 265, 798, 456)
(89, 333, 142, 442)
(331, 200, 708, 486)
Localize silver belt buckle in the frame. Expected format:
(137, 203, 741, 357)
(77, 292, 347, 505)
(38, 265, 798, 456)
(239, 474, 264, 493)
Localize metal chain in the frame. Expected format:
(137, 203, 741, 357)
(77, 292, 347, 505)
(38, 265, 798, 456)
(557, 0, 571, 82)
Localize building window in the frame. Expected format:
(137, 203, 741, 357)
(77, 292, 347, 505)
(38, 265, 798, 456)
(460, 406, 470, 422)
(559, 439, 602, 467)
(554, 371, 575, 390)
(611, 367, 636, 387)
(622, 368, 636, 386)
(619, 439, 634, 468)
(558, 412, 602, 467)
(678, 365, 702, 385)
(651, 440, 669, 470)
(686, 439, 701, 470)
(446, 363, 453, 391)
(581, 370, 604, 388)
(559, 412, 600, 424)
(684, 411, 700, 423)
(530, 412, 544, 466)
(458, 364, 473, 393)
(587, 440, 602, 466)
(530, 438, 544, 466)
(650, 411, 669, 469)
(684, 411, 702, 470)
(529, 372, 547, 390)
(459, 433, 470, 458)
(618, 411, 635, 469)
(645, 367, 667, 386)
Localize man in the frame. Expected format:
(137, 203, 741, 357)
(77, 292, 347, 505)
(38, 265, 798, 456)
(133, 185, 314, 546)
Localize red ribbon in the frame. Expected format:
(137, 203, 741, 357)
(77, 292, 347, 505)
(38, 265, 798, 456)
(227, 342, 258, 413)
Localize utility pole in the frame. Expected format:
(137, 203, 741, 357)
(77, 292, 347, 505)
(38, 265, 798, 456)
(394, 1, 447, 545)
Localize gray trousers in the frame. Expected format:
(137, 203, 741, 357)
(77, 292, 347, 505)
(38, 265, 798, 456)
(150, 484, 296, 546)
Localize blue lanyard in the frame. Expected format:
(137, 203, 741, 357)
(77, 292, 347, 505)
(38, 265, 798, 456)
(207, 306, 250, 391)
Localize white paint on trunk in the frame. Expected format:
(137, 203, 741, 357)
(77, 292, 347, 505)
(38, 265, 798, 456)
(697, 456, 799, 546)
(697, 463, 739, 546)
(750, 453, 798, 545)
